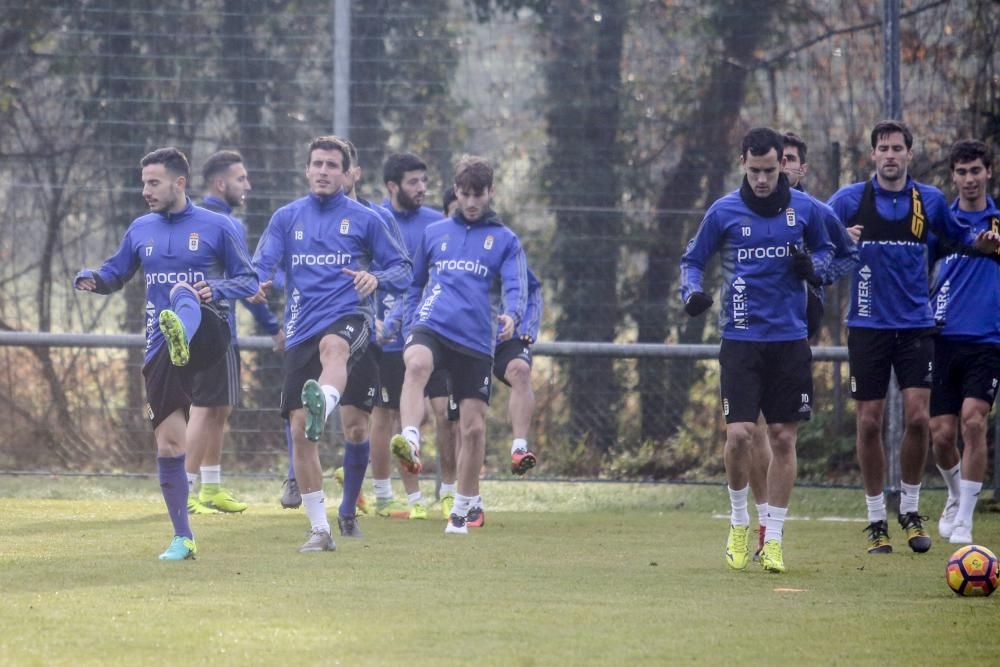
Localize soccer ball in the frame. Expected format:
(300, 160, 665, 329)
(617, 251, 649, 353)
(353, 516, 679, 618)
(945, 544, 999, 597)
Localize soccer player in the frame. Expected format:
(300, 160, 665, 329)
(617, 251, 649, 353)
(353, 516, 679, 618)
(177, 150, 282, 515)
(391, 155, 527, 535)
(828, 120, 998, 555)
(252, 136, 411, 552)
(929, 140, 1000, 545)
(680, 127, 835, 573)
(748, 132, 859, 559)
(74, 147, 258, 560)
(369, 152, 443, 519)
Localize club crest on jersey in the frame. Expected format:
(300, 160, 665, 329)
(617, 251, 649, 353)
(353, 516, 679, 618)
(340, 218, 350, 235)
(785, 208, 796, 227)
(484, 235, 494, 250)
(188, 233, 199, 251)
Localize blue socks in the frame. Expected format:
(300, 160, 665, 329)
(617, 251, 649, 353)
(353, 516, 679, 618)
(158, 455, 193, 539)
(339, 440, 370, 517)
(169, 285, 201, 343)
(285, 419, 295, 479)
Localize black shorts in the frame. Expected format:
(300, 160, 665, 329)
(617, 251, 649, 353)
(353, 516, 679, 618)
(719, 338, 813, 424)
(930, 339, 1000, 417)
(142, 304, 231, 429)
(280, 315, 369, 417)
(407, 329, 493, 405)
(425, 368, 451, 399)
(493, 338, 533, 386)
(376, 350, 404, 409)
(191, 343, 240, 407)
(341, 343, 379, 413)
(848, 326, 934, 401)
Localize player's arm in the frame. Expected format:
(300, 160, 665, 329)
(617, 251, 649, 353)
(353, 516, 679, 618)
(517, 268, 543, 343)
(678, 209, 722, 316)
(201, 226, 259, 301)
(251, 210, 288, 297)
(929, 192, 1000, 259)
(499, 239, 529, 335)
(827, 186, 863, 243)
(401, 231, 431, 337)
(74, 227, 139, 294)
(365, 212, 412, 294)
(820, 205, 859, 285)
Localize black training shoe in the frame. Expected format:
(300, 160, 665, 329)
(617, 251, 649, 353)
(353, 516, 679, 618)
(898, 512, 931, 553)
(337, 513, 363, 539)
(864, 520, 892, 554)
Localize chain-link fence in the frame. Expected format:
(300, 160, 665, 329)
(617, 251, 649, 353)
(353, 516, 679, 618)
(1, 3, 998, 483)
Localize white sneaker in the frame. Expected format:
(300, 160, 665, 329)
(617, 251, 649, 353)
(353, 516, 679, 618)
(948, 522, 973, 545)
(445, 513, 468, 535)
(939, 496, 959, 538)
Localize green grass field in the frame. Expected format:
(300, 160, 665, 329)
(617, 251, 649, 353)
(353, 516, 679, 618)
(1, 476, 998, 666)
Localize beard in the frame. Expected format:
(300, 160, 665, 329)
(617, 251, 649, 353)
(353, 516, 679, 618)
(397, 188, 423, 211)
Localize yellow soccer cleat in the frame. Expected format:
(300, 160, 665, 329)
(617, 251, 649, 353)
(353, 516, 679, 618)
(726, 524, 750, 570)
(759, 539, 786, 573)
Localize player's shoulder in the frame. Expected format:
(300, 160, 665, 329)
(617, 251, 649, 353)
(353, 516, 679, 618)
(703, 189, 743, 220)
(416, 205, 443, 222)
(912, 180, 948, 204)
(191, 204, 241, 233)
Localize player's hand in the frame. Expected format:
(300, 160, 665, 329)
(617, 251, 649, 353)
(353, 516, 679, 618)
(74, 270, 96, 291)
(343, 268, 378, 299)
(271, 328, 286, 352)
(248, 280, 271, 305)
(790, 245, 822, 287)
(973, 229, 1000, 255)
(192, 280, 214, 302)
(498, 314, 515, 341)
(847, 225, 863, 243)
(519, 334, 535, 344)
(684, 291, 713, 317)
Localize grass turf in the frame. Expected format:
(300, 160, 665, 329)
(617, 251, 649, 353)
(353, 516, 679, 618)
(0, 477, 998, 666)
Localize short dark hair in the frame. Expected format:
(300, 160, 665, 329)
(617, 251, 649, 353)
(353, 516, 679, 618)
(782, 132, 807, 163)
(949, 139, 993, 171)
(342, 137, 359, 166)
(740, 128, 783, 160)
(307, 135, 351, 171)
(870, 120, 912, 149)
(442, 186, 457, 212)
(383, 152, 427, 186)
(453, 155, 494, 192)
(202, 150, 243, 185)
(140, 147, 190, 179)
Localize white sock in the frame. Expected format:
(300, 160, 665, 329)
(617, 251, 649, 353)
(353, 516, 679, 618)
(200, 464, 221, 485)
(373, 478, 393, 500)
(755, 502, 769, 528)
(402, 425, 421, 449)
(321, 385, 341, 420)
(899, 482, 921, 515)
(453, 493, 473, 518)
(728, 485, 750, 526)
(764, 506, 787, 544)
(956, 478, 983, 528)
(474, 495, 483, 510)
(407, 491, 423, 505)
(440, 482, 456, 496)
(511, 438, 527, 455)
(186, 472, 198, 493)
(302, 490, 330, 533)
(937, 462, 961, 500)
(865, 493, 886, 522)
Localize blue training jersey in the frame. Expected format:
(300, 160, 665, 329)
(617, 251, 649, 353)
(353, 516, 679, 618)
(679, 188, 835, 342)
(201, 195, 281, 338)
(252, 190, 411, 351)
(378, 200, 443, 352)
(405, 211, 528, 358)
(507, 265, 542, 342)
(930, 197, 1000, 343)
(79, 198, 259, 362)
(828, 176, 974, 329)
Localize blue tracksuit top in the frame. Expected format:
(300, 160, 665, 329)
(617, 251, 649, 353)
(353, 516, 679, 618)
(929, 197, 1000, 343)
(81, 198, 259, 362)
(506, 265, 542, 342)
(378, 200, 443, 352)
(252, 190, 411, 351)
(358, 196, 408, 344)
(679, 188, 835, 342)
(201, 195, 281, 338)
(405, 210, 528, 358)
(828, 176, 974, 329)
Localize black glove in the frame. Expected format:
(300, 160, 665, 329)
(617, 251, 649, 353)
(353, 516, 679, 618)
(684, 291, 713, 317)
(790, 245, 822, 287)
